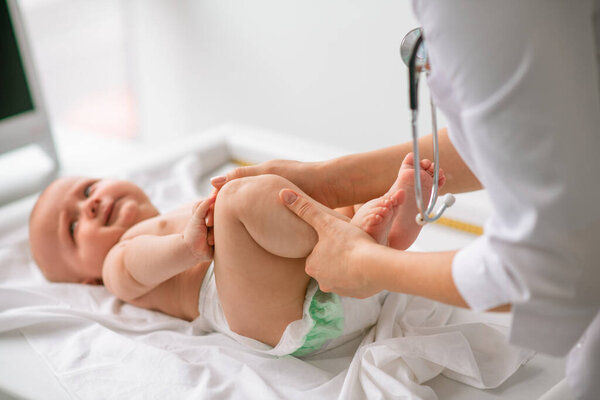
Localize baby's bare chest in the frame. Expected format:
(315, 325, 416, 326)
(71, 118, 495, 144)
(122, 211, 190, 240)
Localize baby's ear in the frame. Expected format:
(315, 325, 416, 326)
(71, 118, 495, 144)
(81, 277, 103, 286)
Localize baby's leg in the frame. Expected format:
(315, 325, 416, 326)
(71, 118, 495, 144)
(212, 174, 348, 347)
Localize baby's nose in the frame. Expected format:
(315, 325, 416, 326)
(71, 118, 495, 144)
(85, 198, 101, 219)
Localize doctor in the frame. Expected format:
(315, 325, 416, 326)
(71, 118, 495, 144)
(212, 1, 600, 398)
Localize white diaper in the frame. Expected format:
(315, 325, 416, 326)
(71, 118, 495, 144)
(193, 262, 385, 357)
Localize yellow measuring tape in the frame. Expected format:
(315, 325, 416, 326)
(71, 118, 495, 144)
(432, 216, 483, 236)
(231, 158, 255, 167)
(231, 158, 483, 236)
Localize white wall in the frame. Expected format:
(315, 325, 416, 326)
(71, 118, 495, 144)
(128, 1, 424, 153)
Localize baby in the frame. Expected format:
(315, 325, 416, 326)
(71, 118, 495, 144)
(29, 153, 443, 356)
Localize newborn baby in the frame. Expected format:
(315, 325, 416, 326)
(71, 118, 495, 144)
(29, 153, 443, 356)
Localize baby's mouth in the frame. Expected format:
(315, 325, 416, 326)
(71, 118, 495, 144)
(104, 201, 115, 225)
(106, 198, 125, 226)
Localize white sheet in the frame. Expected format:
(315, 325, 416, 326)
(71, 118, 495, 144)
(0, 144, 535, 399)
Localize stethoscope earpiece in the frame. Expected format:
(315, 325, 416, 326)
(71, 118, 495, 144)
(400, 27, 428, 73)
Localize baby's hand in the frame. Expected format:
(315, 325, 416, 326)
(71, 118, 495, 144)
(183, 194, 217, 262)
(205, 188, 218, 235)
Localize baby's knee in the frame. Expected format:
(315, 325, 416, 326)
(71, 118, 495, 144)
(216, 174, 295, 212)
(219, 174, 292, 196)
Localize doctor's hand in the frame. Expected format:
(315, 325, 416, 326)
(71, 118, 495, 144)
(279, 189, 385, 299)
(211, 159, 340, 208)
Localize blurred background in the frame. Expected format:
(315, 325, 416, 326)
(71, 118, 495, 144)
(18, 0, 425, 153)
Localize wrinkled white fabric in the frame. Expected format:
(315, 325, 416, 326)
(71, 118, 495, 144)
(0, 154, 533, 399)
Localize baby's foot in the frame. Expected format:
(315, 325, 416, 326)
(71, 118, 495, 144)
(386, 152, 446, 250)
(350, 185, 406, 246)
(350, 153, 446, 248)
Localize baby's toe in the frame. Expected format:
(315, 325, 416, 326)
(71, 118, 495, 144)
(382, 197, 395, 209)
(420, 159, 432, 172)
(425, 161, 436, 177)
(390, 189, 405, 207)
(438, 168, 446, 187)
(378, 206, 391, 218)
(367, 213, 384, 226)
(402, 152, 416, 168)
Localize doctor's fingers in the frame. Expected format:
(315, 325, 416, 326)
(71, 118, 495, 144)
(210, 164, 265, 189)
(280, 189, 381, 297)
(279, 190, 356, 280)
(278, 189, 336, 233)
(210, 159, 318, 196)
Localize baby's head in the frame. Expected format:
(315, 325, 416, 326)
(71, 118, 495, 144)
(29, 177, 159, 284)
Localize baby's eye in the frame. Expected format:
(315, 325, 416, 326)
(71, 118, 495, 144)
(69, 220, 78, 240)
(84, 184, 92, 197)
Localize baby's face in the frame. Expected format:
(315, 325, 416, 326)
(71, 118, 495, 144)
(30, 177, 159, 283)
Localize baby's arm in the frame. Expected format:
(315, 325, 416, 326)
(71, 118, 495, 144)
(103, 195, 216, 301)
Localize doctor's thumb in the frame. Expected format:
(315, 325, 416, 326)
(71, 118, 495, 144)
(279, 189, 323, 229)
(210, 166, 251, 189)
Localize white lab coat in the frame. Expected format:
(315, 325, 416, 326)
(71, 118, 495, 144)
(412, 1, 600, 398)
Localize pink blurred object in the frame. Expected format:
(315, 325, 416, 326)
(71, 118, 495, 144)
(62, 87, 138, 139)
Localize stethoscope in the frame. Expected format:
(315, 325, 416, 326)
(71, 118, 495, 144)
(400, 27, 455, 225)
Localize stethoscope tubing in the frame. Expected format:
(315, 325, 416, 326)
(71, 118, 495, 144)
(406, 28, 454, 225)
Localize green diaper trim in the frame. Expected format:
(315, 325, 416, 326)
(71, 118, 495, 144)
(291, 289, 344, 357)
